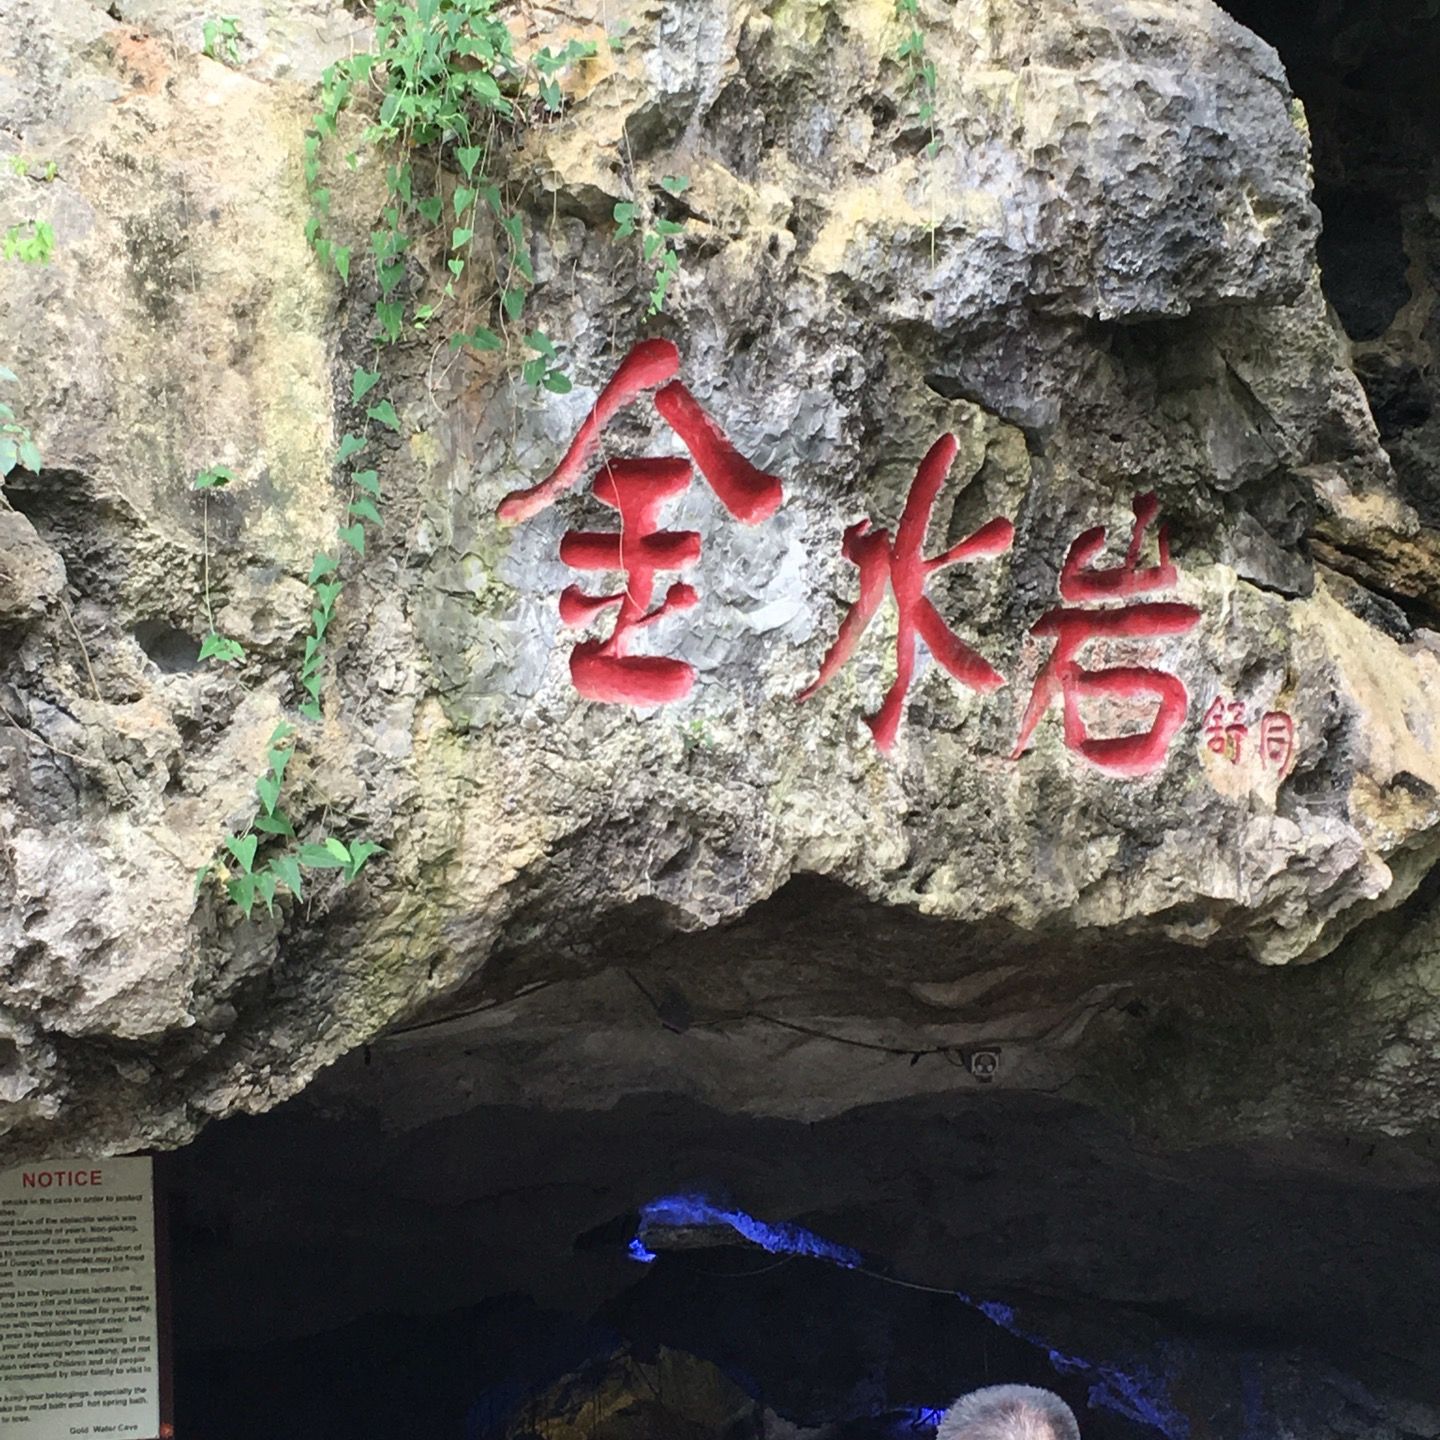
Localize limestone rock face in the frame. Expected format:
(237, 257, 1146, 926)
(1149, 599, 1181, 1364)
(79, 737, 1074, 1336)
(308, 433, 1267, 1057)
(2, 0, 1440, 1160)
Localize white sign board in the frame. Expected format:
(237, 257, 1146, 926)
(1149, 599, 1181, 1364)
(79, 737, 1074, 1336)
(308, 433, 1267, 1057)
(0, 1157, 163, 1440)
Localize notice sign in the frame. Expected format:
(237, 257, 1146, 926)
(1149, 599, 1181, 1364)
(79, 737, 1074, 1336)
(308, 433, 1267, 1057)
(0, 1157, 164, 1440)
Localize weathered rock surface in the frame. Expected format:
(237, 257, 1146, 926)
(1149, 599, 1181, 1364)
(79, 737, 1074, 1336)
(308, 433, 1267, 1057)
(2, 0, 1440, 1187)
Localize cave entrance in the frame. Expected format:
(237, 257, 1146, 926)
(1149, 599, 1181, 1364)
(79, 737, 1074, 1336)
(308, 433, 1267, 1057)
(160, 882, 1440, 1440)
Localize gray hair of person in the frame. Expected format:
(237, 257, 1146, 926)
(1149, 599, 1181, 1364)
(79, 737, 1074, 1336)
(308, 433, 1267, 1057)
(936, 1384, 1081, 1440)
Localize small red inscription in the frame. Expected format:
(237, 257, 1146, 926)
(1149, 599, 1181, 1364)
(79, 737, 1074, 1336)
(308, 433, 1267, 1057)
(1012, 493, 1200, 776)
(797, 433, 1014, 750)
(1259, 710, 1296, 776)
(1204, 695, 1249, 764)
(496, 340, 783, 704)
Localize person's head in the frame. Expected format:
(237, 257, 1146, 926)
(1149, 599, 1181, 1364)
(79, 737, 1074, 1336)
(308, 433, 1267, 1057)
(936, 1385, 1080, 1440)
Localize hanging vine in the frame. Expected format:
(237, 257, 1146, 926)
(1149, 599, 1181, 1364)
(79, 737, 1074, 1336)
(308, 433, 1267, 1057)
(197, 0, 600, 917)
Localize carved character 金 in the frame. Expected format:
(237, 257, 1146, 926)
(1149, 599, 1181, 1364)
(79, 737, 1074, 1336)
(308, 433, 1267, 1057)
(797, 433, 1015, 750)
(1012, 493, 1200, 777)
(496, 340, 783, 705)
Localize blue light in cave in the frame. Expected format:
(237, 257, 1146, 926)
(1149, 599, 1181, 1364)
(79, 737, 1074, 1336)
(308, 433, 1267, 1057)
(956, 1290, 1189, 1440)
(635, 1193, 864, 1268)
(904, 1406, 945, 1429)
(976, 1299, 1016, 1327)
(632, 1192, 1188, 1439)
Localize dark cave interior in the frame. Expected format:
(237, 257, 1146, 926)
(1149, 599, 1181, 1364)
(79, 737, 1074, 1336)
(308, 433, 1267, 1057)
(165, 884, 1440, 1440)
(1221, 0, 1440, 523)
(168, 1081, 1440, 1440)
(160, 5, 1440, 1439)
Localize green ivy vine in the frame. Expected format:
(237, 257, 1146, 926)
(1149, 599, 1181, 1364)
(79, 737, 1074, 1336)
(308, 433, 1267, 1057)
(196, 0, 604, 919)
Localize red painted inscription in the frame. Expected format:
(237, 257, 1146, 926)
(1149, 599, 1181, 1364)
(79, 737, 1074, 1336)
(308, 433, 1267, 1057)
(797, 434, 1014, 750)
(1259, 710, 1296, 776)
(1202, 695, 1297, 780)
(496, 340, 783, 704)
(1012, 493, 1200, 776)
(1204, 695, 1249, 764)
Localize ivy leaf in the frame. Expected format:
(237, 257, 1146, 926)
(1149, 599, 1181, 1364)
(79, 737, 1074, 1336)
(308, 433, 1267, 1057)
(18, 440, 41, 473)
(447, 258, 465, 277)
(349, 498, 383, 526)
(339, 523, 366, 556)
(543, 371, 573, 395)
(336, 432, 367, 464)
(254, 869, 279, 917)
(198, 632, 245, 664)
(417, 196, 444, 224)
(269, 720, 296, 743)
(453, 185, 477, 216)
(525, 331, 557, 358)
(307, 551, 337, 584)
(324, 836, 351, 863)
(344, 840, 385, 880)
(300, 698, 322, 722)
(449, 326, 499, 353)
(467, 72, 506, 110)
(455, 145, 483, 176)
(0, 365, 17, 383)
(193, 465, 235, 490)
(271, 854, 304, 900)
(354, 469, 381, 496)
(376, 301, 404, 342)
(660, 175, 690, 195)
(298, 842, 347, 870)
(333, 245, 351, 283)
(314, 579, 344, 609)
(642, 233, 663, 262)
(351, 367, 381, 403)
(225, 833, 258, 874)
(226, 874, 257, 916)
(193, 863, 210, 895)
(254, 813, 296, 838)
(502, 288, 524, 321)
(255, 774, 282, 816)
(451, 226, 473, 250)
(654, 218, 685, 237)
(367, 398, 401, 432)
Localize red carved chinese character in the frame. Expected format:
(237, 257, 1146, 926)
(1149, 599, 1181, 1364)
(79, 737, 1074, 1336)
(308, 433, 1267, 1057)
(1259, 711, 1296, 777)
(557, 458, 701, 705)
(496, 339, 783, 705)
(1203, 695, 1248, 764)
(797, 433, 1015, 751)
(1012, 493, 1200, 777)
